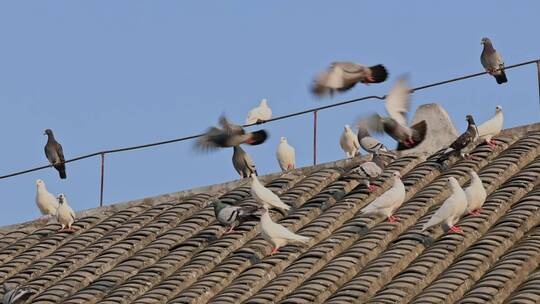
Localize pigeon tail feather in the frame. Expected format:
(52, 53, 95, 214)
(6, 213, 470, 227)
(55, 165, 67, 179)
(495, 70, 508, 84)
(368, 64, 389, 83)
(247, 130, 268, 146)
(396, 120, 428, 151)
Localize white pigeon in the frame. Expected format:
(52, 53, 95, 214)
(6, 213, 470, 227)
(340, 125, 360, 158)
(35, 179, 59, 220)
(276, 137, 296, 172)
(56, 193, 76, 232)
(251, 175, 291, 211)
(360, 171, 406, 222)
(476, 105, 504, 148)
(2, 283, 35, 304)
(465, 169, 487, 216)
(260, 207, 310, 254)
(246, 98, 272, 124)
(422, 177, 467, 233)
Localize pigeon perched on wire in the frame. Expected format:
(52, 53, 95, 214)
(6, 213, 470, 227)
(356, 120, 391, 155)
(436, 115, 478, 163)
(477, 105, 503, 148)
(276, 137, 296, 172)
(251, 175, 290, 211)
(195, 115, 268, 151)
(213, 199, 260, 233)
(2, 283, 35, 304)
(359, 171, 405, 223)
(232, 146, 257, 178)
(260, 207, 310, 255)
(365, 77, 427, 150)
(480, 37, 507, 84)
(56, 193, 76, 232)
(35, 179, 59, 220)
(44, 129, 67, 179)
(422, 177, 467, 233)
(311, 62, 388, 97)
(245, 98, 272, 124)
(464, 169, 487, 216)
(339, 125, 360, 158)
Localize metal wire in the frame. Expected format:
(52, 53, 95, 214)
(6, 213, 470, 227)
(0, 59, 538, 181)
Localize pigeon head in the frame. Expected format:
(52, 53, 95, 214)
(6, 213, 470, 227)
(280, 137, 287, 143)
(392, 171, 401, 179)
(260, 98, 268, 106)
(466, 115, 475, 125)
(36, 179, 45, 187)
(44, 129, 53, 136)
(481, 37, 491, 45)
(447, 177, 459, 187)
(495, 105, 503, 112)
(57, 193, 66, 204)
(344, 124, 352, 131)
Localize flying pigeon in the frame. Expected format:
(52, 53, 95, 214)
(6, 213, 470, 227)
(422, 176, 467, 233)
(437, 115, 478, 162)
(250, 175, 291, 211)
(56, 193, 76, 232)
(276, 137, 296, 172)
(44, 129, 67, 179)
(2, 283, 35, 304)
(260, 207, 310, 254)
(195, 115, 268, 151)
(366, 77, 427, 150)
(35, 179, 59, 220)
(340, 125, 361, 158)
(232, 146, 257, 178)
(311, 62, 388, 97)
(477, 105, 504, 148)
(354, 153, 385, 192)
(481, 37, 507, 84)
(360, 171, 406, 223)
(213, 199, 260, 233)
(357, 121, 390, 155)
(245, 98, 272, 124)
(465, 169, 487, 216)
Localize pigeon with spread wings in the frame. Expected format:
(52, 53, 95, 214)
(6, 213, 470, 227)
(195, 115, 268, 151)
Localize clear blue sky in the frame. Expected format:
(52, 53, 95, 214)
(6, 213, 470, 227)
(0, 1, 538, 226)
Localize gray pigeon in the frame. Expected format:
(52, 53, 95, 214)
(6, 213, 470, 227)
(232, 146, 257, 178)
(44, 129, 67, 179)
(213, 199, 260, 233)
(481, 37, 507, 84)
(437, 115, 478, 163)
(2, 283, 35, 304)
(356, 120, 390, 155)
(195, 115, 268, 151)
(354, 155, 383, 192)
(366, 77, 427, 150)
(311, 62, 388, 97)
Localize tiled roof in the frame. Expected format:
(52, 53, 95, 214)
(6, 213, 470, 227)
(1, 123, 540, 304)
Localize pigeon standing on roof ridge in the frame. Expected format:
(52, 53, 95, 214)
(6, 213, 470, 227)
(260, 207, 310, 255)
(44, 129, 67, 179)
(437, 114, 479, 163)
(276, 137, 296, 172)
(2, 283, 35, 304)
(477, 105, 504, 149)
(35, 179, 59, 220)
(232, 146, 258, 178)
(422, 176, 467, 233)
(360, 171, 406, 223)
(311, 61, 388, 97)
(481, 37, 508, 84)
(213, 199, 260, 234)
(250, 175, 291, 211)
(340, 125, 361, 158)
(56, 193, 76, 232)
(465, 169, 487, 216)
(365, 77, 427, 151)
(195, 115, 268, 151)
(245, 98, 272, 125)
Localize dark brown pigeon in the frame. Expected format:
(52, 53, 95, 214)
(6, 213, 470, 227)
(437, 115, 478, 163)
(44, 129, 66, 179)
(232, 145, 257, 178)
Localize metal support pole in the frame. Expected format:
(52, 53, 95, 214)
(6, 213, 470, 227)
(313, 110, 318, 165)
(537, 61, 540, 114)
(100, 153, 105, 207)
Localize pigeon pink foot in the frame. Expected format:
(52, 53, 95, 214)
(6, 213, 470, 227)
(449, 226, 463, 233)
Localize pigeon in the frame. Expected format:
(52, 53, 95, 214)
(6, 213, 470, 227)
(56, 193, 76, 232)
(44, 129, 67, 179)
(35, 179, 59, 220)
(340, 125, 361, 158)
(260, 207, 310, 254)
(245, 98, 272, 124)
(2, 283, 35, 304)
(195, 115, 268, 151)
(276, 137, 296, 172)
(481, 37, 507, 84)
(422, 177, 467, 233)
(465, 169, 487, 216)
(360, 171, 406, 223)
(250, 175, 290, 211)
(366, 77, 427, 150)
(437, 115, 478, 162)
(357, 121, 390, 155)
(477, 105, 504, 148)
(311, 62, 388, 97)
(354, 153, 385, 192)
(213, 199, 260, 233)
(232, 146, 257, 178)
